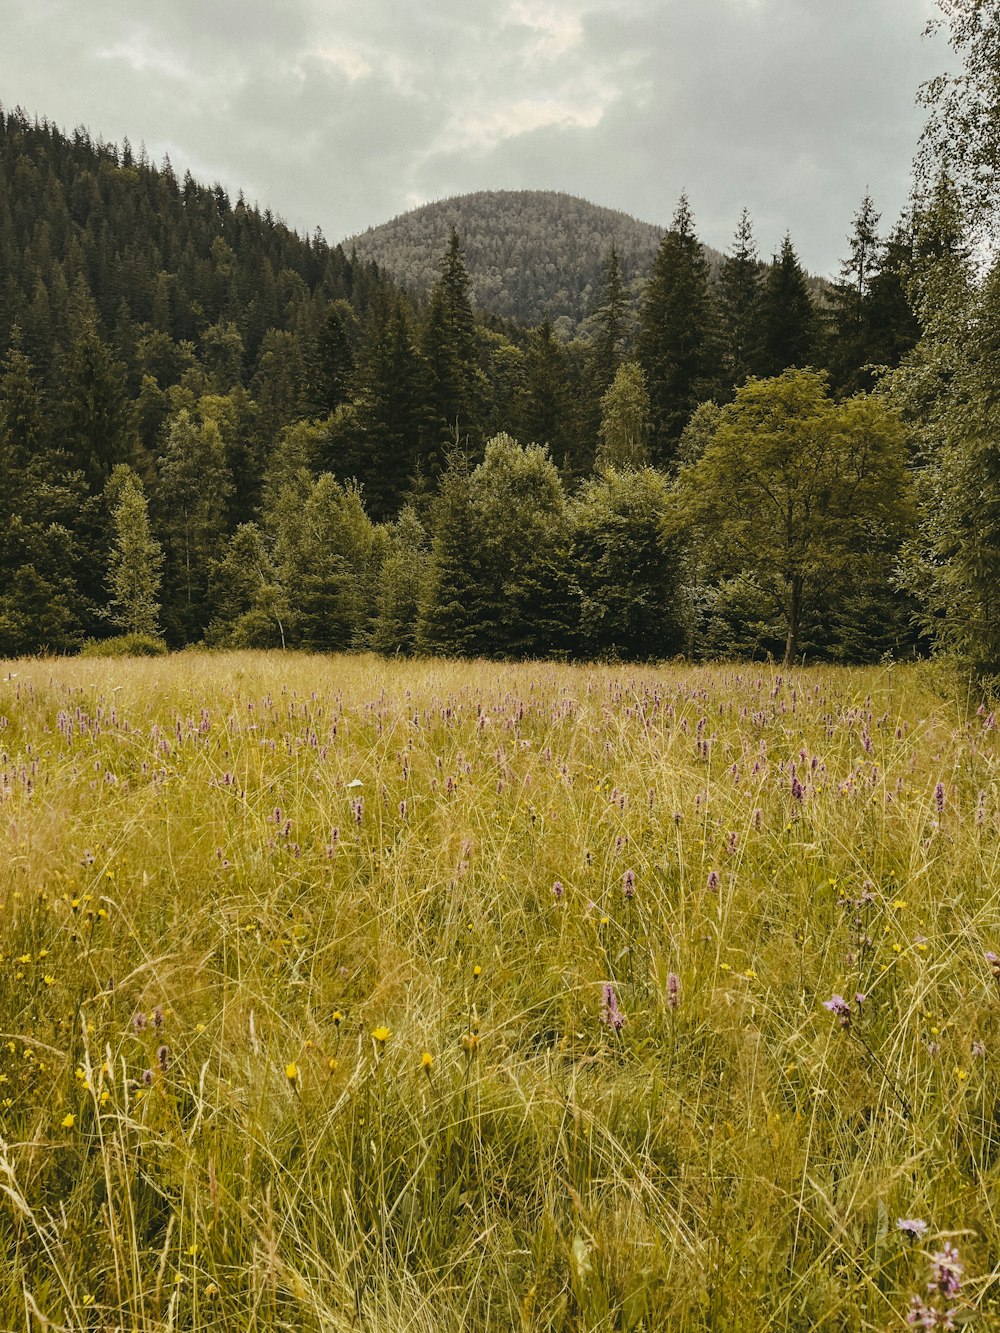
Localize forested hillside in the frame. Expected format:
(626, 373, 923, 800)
(345, 190, 675, 332)
(0, 97, 973, 672)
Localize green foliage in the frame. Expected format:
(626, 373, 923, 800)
(370, 507, 428, 656)
(717, 208, 764, 394)
(153, 409, 232, 643)
(107, 471, 163, 638)
(268, 472, 378, 652)
(596, 362, 651, 471)
(570, 467, 684, 660)
(637, 195, 716, 465)
(893, 242, 1000, 678)
(917, 0, 1000, 246)
(757, 234, 816, 377)
(207, 522, 287, 649)
(673, 370, 912, 663)
(419, 435, 572, 658)
(78, 631, 168, 656)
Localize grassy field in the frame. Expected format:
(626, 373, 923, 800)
(0, 651, 997, 1331)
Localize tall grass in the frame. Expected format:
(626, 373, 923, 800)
(0, 651, 996, 1330)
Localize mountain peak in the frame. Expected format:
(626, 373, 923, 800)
(343, 190, 678, 331)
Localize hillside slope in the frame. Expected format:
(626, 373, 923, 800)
(345, 190, 716, 331)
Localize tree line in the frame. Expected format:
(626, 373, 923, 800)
(0, 62, 996, 673)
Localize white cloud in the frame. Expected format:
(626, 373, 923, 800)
(311, 41, 373, 82)
(506, 1, 586, 60)
(452, 94, 611, 152)
(96, 35, 192, 83)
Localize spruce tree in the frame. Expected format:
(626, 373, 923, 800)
(596, 362, 651, 471)
(107, 471, 163, 637)
(593, 244, 627, 392)
(352, 295, 426, 521)
(825, 194, 886, 394)
(637, 195, 714, 466)
(420, 231, 482, 473)
(717, 209, 763, 394)
(757, 235, 816, 377)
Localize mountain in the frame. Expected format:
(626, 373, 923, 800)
(345, 190, 715, 332)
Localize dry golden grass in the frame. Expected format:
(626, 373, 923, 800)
(0, 651, 997, 1330)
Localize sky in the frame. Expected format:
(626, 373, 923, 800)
(0, 0, 950, 277)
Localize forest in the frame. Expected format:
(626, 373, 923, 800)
(0, 24, 997, 675)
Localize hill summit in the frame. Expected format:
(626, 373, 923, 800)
(343, 189, 678, 332)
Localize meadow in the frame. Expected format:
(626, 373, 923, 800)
(0, 651, 997, 1331)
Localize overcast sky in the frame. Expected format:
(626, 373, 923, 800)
(0, 0, 948, 276)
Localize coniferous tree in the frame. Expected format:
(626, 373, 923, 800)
(420, 230, 481, 474)
(419, 436, 572, 658)
(516, 320, 579, 472)
(826, 195, 885, 394)
(637, 195, 714, 466)
(593, 244, 627, 392)
(154, 408, 232, 641)
(107, 471, 163, 637)
(207, 522, 288, 649)
(757, 235, 816, 377)
(717, 208, 763, 394)
(596, 362, 651, 471)
(59, 302, 139, 489)
(370, 506, 428, 656)
(352, 295, 426, 520)
(571, 467, 684, 660)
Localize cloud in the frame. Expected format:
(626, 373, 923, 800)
(506, 1, 586, 61)
(0, 0, 949, 273)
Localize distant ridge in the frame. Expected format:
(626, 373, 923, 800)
(344, 189, 713, 332)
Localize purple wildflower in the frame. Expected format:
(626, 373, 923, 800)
(985, 951, 1000, 979)
(153, 1005, 164, 1030)
(622, 868, 636, 900)
(897, 1218, 929, 1238)
(552, 880, 564, 901)
(929, 1243, 963, 1298)
(141, 1068, 154, 1087)
(905, 1294, 948, 1329)
(600, 982, 626, 1033)
(934, 781, 945, 813)
(157, 1044, 170, 1072)
(133, 1011, 147, 1033)
(823, 994, 853, 1028)
(707, 870, 720, 892)
(667, 973, 680, 1010)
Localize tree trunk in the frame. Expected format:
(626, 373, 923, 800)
(784, 574, 803, 665)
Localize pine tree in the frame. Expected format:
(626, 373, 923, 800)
(107, 471, 163, 637)
(153, 408, 232, 641)
(717, 209, 763, 394)
(59, 302, 139, 489)
(371, 506, 428, 655)
(593, 245, 627, 392)
(757, 235, 816, 377)
(637, 195, 714, 466)
(352, 295, 426, 521)
(596, 361, 651, 470)
(825, 194, 886, 394)
(571, 467, 684, 660)
(420, 231, 481, 467)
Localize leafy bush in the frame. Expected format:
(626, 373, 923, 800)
(78, 633, 168, 658)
